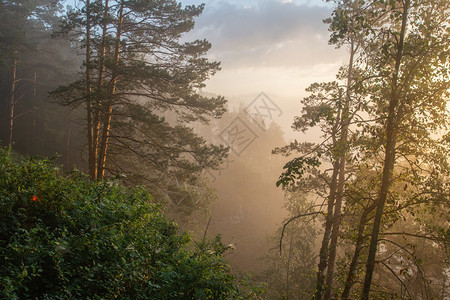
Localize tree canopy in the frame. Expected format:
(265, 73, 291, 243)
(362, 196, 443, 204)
(275, 0, 449, 298)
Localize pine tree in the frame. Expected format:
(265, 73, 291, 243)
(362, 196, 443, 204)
(53, 0, 228, 202)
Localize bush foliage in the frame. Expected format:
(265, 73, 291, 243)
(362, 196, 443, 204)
(0, 149, 245, 299)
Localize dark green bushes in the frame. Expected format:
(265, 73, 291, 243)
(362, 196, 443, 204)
(0, 149, 244, 299)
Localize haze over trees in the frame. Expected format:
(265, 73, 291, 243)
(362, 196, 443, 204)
(199, 107, 288, 274)
(0, 0, 81, 160)
(0, 0, 449, 299)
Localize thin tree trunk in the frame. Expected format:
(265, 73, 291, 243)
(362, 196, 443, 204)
(313, 161, 340, 300)
(91, 0, 110, 178)
(29, 71, 37, 153)
(341, 203, 374, 299)
(8, 54, 18, 147)
(324, 38, 355, 300)
(361, 1, 409, 298)
(96, 0, 109, 92)
(97, 0, 123, 178)
(65, 112, 72, 168)
(31, 105, 37, 152)
(85, 0, 96, 179)
(286, 230, 294, 300)
(313, 59, 348, 300)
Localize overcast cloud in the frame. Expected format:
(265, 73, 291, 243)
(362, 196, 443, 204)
(184, 0, 343, 69)
(180, 0, 347, 132)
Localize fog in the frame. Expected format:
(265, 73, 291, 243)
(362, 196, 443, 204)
(1, 0, 449, 299)
(201, 107, 289, 274)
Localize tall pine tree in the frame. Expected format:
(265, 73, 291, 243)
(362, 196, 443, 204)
(54, 0, 228, 203)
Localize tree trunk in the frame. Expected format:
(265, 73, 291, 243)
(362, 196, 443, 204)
(31, 105, 37, 153)
(8, 54, 18, 147)
(85, 0, 96, 179)
(361, 1, 409, 298)
(324, 38, 355, 300)
(96, 0, 109, 92)
(313, 161, 340, 300)
(29, 71, 37, 153)
(90, 0, 110, 178)
(286, 230, 294, 300)
(341, 203, 374, 299)
(65, 112, 72, 168)
(97, 0, 123, 179)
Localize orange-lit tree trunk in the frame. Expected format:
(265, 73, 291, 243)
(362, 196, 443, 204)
(91, 0, 110, 179)
(97, 0, 123, 179)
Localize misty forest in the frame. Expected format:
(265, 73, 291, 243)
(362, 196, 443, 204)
(0, 0, 449, 299)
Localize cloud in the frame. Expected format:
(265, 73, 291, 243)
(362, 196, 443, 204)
(185, 0, 345, 69)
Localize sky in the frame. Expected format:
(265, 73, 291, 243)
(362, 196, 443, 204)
(179, 0, 348, 137)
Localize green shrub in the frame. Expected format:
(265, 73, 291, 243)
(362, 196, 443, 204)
(0, 149, 246, 299)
